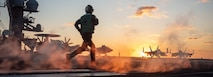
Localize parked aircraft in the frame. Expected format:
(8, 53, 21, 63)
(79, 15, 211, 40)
(78, 45, 113, 56)
(143, 46, 167, 58)
(171, 49, 194, 58)
(96, 45, 113, 56)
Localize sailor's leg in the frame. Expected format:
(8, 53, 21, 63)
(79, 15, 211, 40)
(89, 41, 96, 68)
(90, 42, 96, 62)
(66, 42, 87, 60)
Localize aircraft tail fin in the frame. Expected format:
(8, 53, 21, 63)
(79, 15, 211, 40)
(166, 48, 169, 53)
(143, 47, 145, 52)
(149, 46, 152, 52)
(156, 45, 159, 50)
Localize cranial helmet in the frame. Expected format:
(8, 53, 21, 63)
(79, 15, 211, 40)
(85, 5, 94, 13)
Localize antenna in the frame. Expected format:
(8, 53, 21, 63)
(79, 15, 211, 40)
(142, 47, 144, 52)
(149, 46, 152, 52)
(118, 52, 120, 57)
(166, 48, 169, 53)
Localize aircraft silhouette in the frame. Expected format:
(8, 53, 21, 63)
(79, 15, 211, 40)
(96, 45, 113, 56)
(143, 46, 167, 58)
(82, 45, 113, 56)
(171, 49, 194, 58)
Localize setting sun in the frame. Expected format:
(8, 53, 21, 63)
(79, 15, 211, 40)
(140, 51, 147, 57)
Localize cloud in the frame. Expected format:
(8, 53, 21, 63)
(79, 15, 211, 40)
(188, 37, 198, 40)
(135, 6, 157, 16)
(130, 6, 168, 19)
(204, 42, 213, 44)
(194, 0, 210, 4)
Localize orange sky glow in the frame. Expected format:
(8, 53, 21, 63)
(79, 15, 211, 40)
(0, 0, 212, 59)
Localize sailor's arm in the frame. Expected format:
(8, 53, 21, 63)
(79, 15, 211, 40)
(92, 15, 99, 25)
(74, 19, 81, 32)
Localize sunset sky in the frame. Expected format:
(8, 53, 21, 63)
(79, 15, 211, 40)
(0, 0, 213, 59)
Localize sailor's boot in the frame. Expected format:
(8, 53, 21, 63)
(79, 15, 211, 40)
(66, 47, 83, 60)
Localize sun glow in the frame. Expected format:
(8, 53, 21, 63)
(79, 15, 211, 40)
(131, 48, 148, 57)
(140, 51, 147, 57)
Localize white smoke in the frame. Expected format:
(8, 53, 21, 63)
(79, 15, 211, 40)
(0, 39, 71, 71)
(158, 12, 193, 50)
(94, 57, 191, 73)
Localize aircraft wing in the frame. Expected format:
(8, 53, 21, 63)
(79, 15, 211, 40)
(185, 53, 193, 57)
(172, 53, 178, 57)
(96, 45, 113, 54)
(160, 52, 167, 56)
(69, 45, 80, 51)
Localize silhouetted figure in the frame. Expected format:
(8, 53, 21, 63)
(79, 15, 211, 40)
(66, 5, 99, 64)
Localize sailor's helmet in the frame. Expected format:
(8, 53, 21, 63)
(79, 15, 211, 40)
(85, 5, 94, 13)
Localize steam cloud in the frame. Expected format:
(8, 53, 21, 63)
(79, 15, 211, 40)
(158, 13, 193, 49)
(94, 57, 191, 73)
(0, 38, 192, 74)
(0, 40, 192, 73)
(0, 40, 71, 71)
